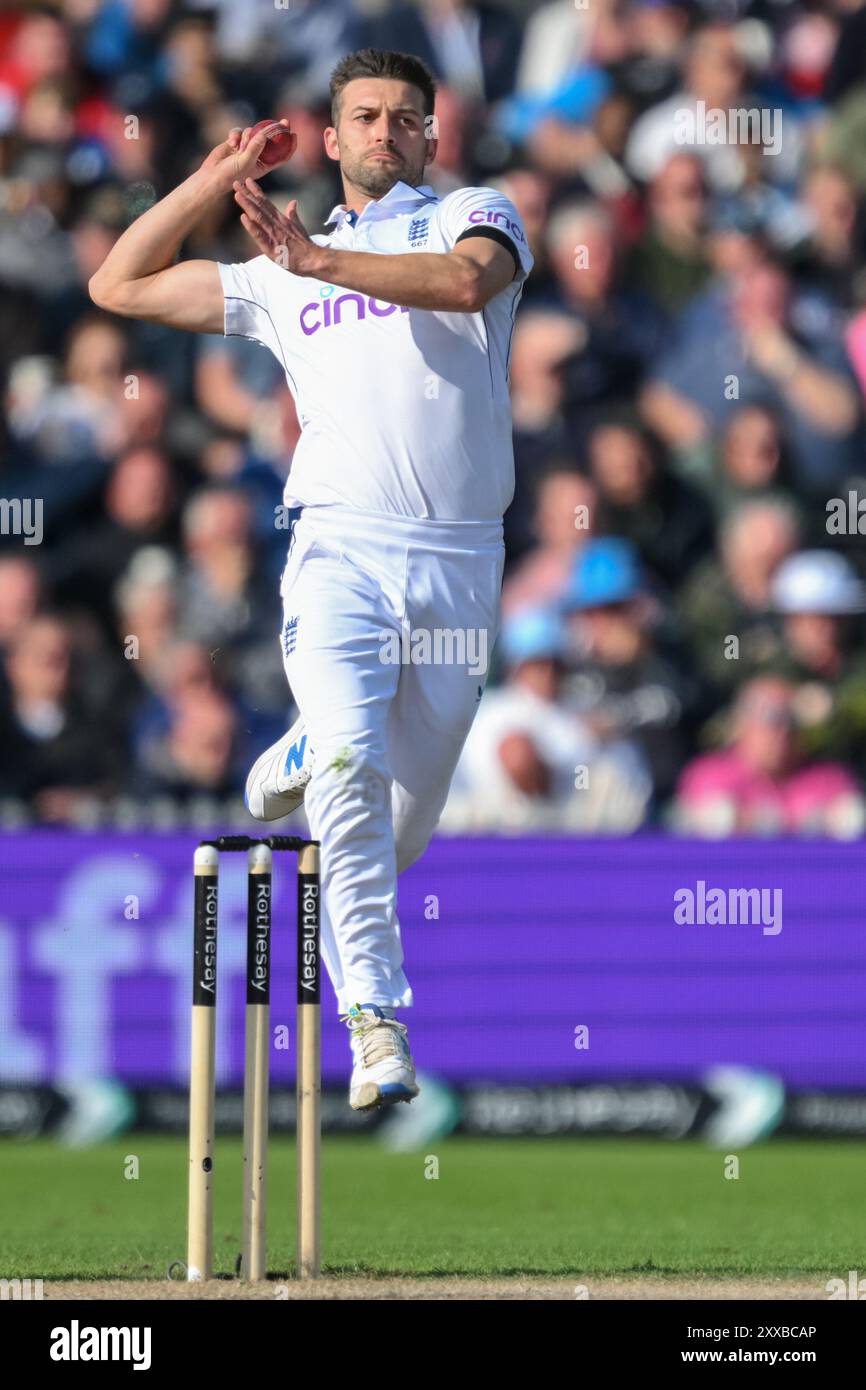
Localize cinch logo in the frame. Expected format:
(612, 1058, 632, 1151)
(467, 209, 526, 243)
(300, 294, 410, 335)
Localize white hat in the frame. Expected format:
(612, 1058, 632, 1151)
(772, 550, 866, 614)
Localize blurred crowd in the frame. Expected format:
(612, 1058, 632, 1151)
(2, 0, 866, 836)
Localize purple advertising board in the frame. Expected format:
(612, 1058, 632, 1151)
(1, 832, 864, 1091)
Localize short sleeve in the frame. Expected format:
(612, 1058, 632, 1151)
(436, 186, 534, 282)
(216, 256, 286, 364)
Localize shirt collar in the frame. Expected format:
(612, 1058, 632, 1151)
(325, 181, 437, 228)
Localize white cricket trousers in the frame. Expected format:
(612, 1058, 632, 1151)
(279, 504, 504, 1013)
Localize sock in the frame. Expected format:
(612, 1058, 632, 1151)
(359, 1002, 396, 1020)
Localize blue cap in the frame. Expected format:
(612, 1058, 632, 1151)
(561, 538, 641, 611)
(499, 608, 566, 666)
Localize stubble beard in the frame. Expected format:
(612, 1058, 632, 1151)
(340, 147, 428, 199)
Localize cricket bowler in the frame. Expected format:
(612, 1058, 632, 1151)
(90, 47, 532, 1110)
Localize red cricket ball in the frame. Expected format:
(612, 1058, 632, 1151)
(249, 119, 297, 169)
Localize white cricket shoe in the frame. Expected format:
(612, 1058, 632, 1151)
(343, 1004, 419, 1111)
(245, 715, 313, 821)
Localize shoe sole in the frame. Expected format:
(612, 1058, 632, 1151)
(350, 1081, 419, 1112)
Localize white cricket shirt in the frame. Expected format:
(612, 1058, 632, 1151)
(216, 181, 533, 522)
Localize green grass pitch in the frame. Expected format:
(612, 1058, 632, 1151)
(1, 1136, 863, 1281)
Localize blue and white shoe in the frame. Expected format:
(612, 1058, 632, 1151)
(244, 715, 314, 821)
(343, 1004, 419, 1111)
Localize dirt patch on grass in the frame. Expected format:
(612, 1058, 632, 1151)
(43, 1276, 828, 1301)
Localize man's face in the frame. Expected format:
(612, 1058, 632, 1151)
(734, 685, 796, 777)
(324, 78, 434, 197)
(589, 427, 652, 506)
(576, 602, 640, 664)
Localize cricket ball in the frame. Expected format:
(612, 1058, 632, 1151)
(249, 119, 297, 169)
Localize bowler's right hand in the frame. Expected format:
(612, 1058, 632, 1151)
(202, 121, 297, 194)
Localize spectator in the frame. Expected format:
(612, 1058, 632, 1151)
(586, 413, 713, 588)
(514, 0, 598, 100)
(502, 0, 629, 183)
(80, 0, 174, 90)
(162, 15, 223, 119)
(177, 486, 266, 645)
(787, 165, 862, 309)
(816, 8, 866, 189)
(518, 0, 690, 179)
(509, 311, 583, 438)
(132, 689, 240, 799)
(674, 676, 864, 838)
(176, 486, 286, 717)
(625, 153, 711, 319)
(618, 1, 689, 115)
(677, 499, 799, 695)
(17, 72, 76, 147)
(561, 538, 695, 804)
(641, 258, 862, 496)
(361, 0, 521, 105)
(0, 614, 119, 818)
(9, 315, 128, 468)
(506, 310, 584, 561)
(51, 446, 178, 635)
(0, 555, 42, 655)
(503, 463, 595, 617)
(119, 368, 171, 451)
(768, 550, 866, 769)
(678, 405, 793, 522)
(543, 200, 666, 429)
(114, 546, 180, 690)
(131, 637, 224, 780)
(194, 0, 362, 105)
(626, 24, 764, 192)
(42, 187, 130, 345)
(825, 0, 866, 106)
(0, 11, 73, 122)
(444, 606, 651, 831)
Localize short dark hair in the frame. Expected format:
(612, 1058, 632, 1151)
(329, 48, 436, 125)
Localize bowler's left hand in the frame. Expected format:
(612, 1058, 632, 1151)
(233, 178, 323, 277)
